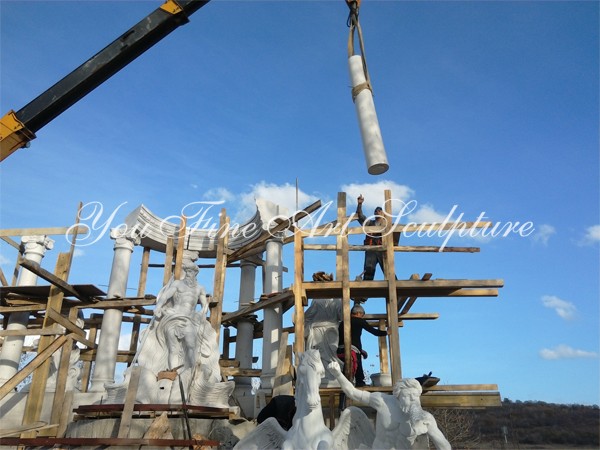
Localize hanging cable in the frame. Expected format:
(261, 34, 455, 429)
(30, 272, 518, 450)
(346, 0, 372, 101)
(344, 0, 390, 175)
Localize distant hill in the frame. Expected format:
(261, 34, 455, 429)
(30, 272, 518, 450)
(430, 399, 599, 449)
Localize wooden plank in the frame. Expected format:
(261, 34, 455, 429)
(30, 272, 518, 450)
(18, 259, 86, 301)
(0, 421, 47, 438)
(163, 236, 174, 286)
(227, 200, 322, 263)
(49, 321, 76, 431)
(21, 252, 71, 435)
(219, 367, 262, 377)
(79, 324, 98, 392)
(210, 209, 229, 340)
(303, 244, 480, 253)
(397, 273, 420, 312)
(378, 319, 389, 374)
(421, 392, 502, 408)
(45, 309, 84, 337)
(0, 235, 20, 250)
(173, 215, 187, 281)
(117, 365, 142, 438)
(0, 226, 87, 237)
(221, 290, 293, 324)
(0, 324, 63, 336)
(293, 225, 305, 355)
(272, 331, 292, 396)
(0, 267, 8, 287)
(0, 437, 220, 447)
(137, 247, 151, 297)
(55, 390, 74, 438)
(400, 273, 432, 314)
(0, 334, 69, 401)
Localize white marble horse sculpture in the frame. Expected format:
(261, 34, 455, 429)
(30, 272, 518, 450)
(234, 349, 374, 450)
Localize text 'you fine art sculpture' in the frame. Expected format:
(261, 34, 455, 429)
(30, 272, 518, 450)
(105, 258, 233, 407)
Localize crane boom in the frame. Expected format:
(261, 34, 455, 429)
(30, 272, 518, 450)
(0, 0, 210, 162)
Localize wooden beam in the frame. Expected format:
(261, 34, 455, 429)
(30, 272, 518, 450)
(383, 190, 401, 383)
(0, 267, 8, 287)
(173, 216, 187, 281)
(227, 200, 322, 263)
(0, 335, 69, 401)
(18, 260, 91, 301)
(1, 235, 20, 250)
(221, 290, 293, 324)
(293, 225, 305, 355)
(210, 209, 228, 341)
(117, 366, 142, 438)
(163, 236, 174, 286)
(400, 273, 432, 314)
(137, 247, 151, 297)
(0, 325, 64, 337)
(0, 226, 87, 237)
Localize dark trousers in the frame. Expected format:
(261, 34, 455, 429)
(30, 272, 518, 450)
(363, 250, 385, 281)
(355, 354, 366, 386)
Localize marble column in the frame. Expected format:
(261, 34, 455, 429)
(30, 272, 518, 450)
(234, 259, 257, 387)
(260, 237, 283, 389)
(0, 235, 54, 384)
(89, 228, 140, 392)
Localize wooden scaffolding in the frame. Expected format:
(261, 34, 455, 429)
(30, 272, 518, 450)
(0, 191, 503, 446)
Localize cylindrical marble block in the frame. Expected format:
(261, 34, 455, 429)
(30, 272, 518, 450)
(348, 54, 389, 175)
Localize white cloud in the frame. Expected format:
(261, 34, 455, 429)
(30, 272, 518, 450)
(203, 187, 235, 203)
(0, 253, 11, 266)
(407, 203, 449, 224)
(541, 295, 577, 320)
(540, 344, 598, 360)
(236, 181, 320, 224)
(340, 180, 414, 213)
(73, 248, 85, 258)
(532, 224, 556, 246)
(580, 224, 600, 245)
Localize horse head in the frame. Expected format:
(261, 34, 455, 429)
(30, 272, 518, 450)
(297, 349, 325, 409)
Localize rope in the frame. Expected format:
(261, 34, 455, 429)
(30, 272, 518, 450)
(346, 0, 373, 102)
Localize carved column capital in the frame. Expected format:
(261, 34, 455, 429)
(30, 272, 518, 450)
(110, 228, 141, 251)
(20, 235, 54, 259)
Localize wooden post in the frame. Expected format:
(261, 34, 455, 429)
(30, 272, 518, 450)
(79, 316, 99, 393)
(117, 366, 142, 438)
(272, 331, 292, 396)
(378, 319, 389, 374)
(137, 247, 151, 297)
(21, 252, 71, 435)
(293, 225, 305, 356)
(210, 209, 228, 341)
(383, 190, 401, 382)
(335, 193, 353, 381)
(163, 236, 174, 286)
(0, 335, 69, 401)
(173, 216, 187, 281)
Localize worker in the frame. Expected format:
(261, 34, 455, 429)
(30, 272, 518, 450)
(337, 304, 389, 387)
(355, 194, 385, 281)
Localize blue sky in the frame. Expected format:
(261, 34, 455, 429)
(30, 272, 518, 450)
(1, 1, 598, 406)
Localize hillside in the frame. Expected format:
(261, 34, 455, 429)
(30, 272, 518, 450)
(431, 399, 599, 449)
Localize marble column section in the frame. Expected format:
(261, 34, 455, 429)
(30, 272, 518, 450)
(235, 260, 257, 385)
(89, 228, 140, 392)
(260, 237, 283, 389)
(0, 235, 54, 385)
